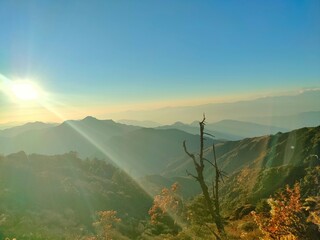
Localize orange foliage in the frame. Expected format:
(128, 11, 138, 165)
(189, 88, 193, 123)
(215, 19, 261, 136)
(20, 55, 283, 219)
(93, 210, 121, 240)
(148, 182, 182, 224)
(252, 183, 307, 239)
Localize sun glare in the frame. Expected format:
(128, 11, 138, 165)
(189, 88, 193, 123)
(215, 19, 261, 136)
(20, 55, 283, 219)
(11, 82, 39, 100)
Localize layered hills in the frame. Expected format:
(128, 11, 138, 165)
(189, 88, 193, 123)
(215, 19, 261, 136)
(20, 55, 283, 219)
(0, 117, 213, 176)
(158, 119, 288, 140)
(1, 116, 319, 179)
(0, 118, 319, 238)
(141, 126, 320, 203)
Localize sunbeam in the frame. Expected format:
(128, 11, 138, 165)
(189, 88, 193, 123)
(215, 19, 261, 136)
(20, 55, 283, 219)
(38, 98, 188, 229)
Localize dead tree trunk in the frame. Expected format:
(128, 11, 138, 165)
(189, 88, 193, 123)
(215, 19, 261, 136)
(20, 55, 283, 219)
(183, 115, 226, 239)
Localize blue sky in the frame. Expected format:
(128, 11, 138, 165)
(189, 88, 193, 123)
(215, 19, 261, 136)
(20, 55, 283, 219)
(0, 0, 320, 122)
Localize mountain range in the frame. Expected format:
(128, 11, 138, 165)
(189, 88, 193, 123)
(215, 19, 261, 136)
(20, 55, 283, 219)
(106, 90, 320, 126)
(1, 116, 319, 177)
(0, 116, 319, 238)
(1, 115, 319, 188)
(0, 121, 57, 137)
(0, 117, 212, 176)
(158, 119, 289, 140)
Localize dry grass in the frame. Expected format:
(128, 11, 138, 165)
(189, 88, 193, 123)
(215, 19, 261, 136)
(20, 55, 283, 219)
(225, 215, 263, 240)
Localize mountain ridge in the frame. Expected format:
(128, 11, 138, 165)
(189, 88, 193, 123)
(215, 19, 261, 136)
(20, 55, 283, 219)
(106, 90, 320, 124)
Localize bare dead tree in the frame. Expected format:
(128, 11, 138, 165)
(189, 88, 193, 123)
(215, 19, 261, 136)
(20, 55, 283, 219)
(183, 115, 226, 239)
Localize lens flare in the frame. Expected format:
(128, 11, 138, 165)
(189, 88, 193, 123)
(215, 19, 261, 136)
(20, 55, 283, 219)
(11, 82, 39, 100)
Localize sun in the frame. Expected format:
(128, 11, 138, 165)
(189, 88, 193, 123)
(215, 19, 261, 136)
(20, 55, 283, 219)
(11, 81, 39, 100)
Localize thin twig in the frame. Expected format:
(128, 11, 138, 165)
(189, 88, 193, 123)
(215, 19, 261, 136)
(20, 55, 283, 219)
(186, 170, 199, 181)
(183, 140, 200, 168)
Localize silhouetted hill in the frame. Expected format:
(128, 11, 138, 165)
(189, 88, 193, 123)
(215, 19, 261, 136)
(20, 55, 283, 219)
(2, 117, 319, 181)
(158, 119, 288, 140)
(0, 116, 140, 158)
(158, 121, 241, 140)
(248, 111, 320, 129)
(205, 119, 289, 138)
(0, 121, 57, 137)
(117, 119, 161, 128)
(0, 117, 217, 176)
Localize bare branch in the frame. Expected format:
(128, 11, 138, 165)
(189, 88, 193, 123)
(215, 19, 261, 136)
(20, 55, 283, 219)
(219, 170, 228, 178)
(186, 170, 199, 181)
(203, 158, 215, 167)
(183, 140, 200, 168)
(201, 113, 206, 124)
(204, 132, 215, 138)
(219, 175, 225, 184)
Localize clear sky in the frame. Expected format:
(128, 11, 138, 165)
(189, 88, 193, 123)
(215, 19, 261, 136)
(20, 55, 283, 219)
(0, 0, 319, 123)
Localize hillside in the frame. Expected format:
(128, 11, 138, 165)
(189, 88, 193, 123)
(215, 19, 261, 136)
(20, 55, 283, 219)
(0, 116, 140, 158)
(106, 128, 216, 176)
(162, 126, 320, 177)
(142, 126, 319, 212)
(0, 117, 217, 176)
(0, 151, 151, 239)
(218, 126, 320, 214)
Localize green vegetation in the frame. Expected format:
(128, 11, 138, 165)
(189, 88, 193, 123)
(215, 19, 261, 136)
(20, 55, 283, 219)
(0, 152, 151, 239)
(0, 124, 319, 239)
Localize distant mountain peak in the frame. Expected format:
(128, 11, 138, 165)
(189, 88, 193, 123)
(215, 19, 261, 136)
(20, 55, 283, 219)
(172, 121, 186, 126)
(0, 121, 57, 137)
(82, 116, 116, 124)
(82, 116, 98, 121)
(7, 151, 28, 160)
(190, 121, 200, 126)
(117, 119, 161, 128)
(27, 121, 43, 124)
(23, 121, 47, 126)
